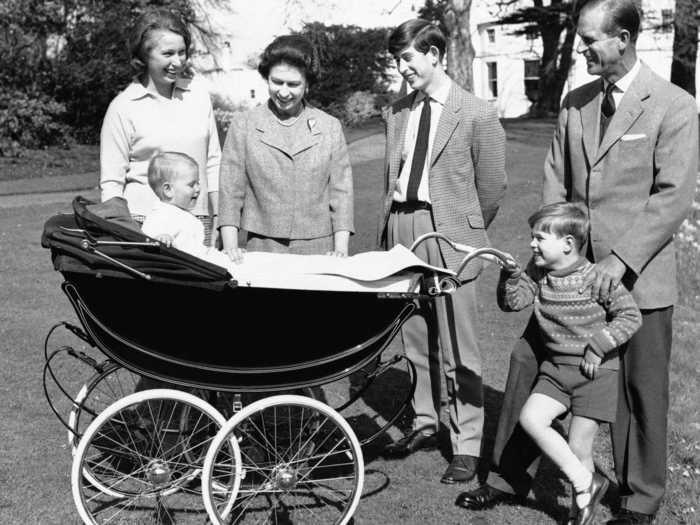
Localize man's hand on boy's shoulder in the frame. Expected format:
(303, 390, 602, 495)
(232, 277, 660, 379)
(579, 254, 627, 302)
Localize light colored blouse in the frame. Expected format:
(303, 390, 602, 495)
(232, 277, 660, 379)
(100, 75, 221, 217)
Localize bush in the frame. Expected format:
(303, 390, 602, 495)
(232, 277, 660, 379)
(324, 91, 382, 126)
(211, 93, 254, 144)
(0, 90, 73, 156)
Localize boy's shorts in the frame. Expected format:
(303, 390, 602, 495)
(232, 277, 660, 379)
(532, 361, 618, 423)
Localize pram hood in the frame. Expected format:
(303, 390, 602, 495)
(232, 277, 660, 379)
(42, 196, 231, 290)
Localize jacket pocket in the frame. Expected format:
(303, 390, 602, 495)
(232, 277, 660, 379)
(467, 213, 485, 228)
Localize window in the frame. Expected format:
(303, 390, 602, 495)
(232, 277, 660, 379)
(250, 89, 256, 99)
(486, 62, 498, 98)
(487, 28, 496, 44)
(523, 59, 540, 102)
(661, 9, 673, 33)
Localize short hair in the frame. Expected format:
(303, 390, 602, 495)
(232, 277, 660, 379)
(147, 151, 198, 198)
(257, 35, 320, 86)
(129, 8, 191, 74)
(388, 19, 447, 60)
(576, 0, 642, 42)
(528, 202, 590, 250)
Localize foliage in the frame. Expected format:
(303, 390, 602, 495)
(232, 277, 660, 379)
(492, 0, 576, 116)
(0, 0, 225, 148)
(294, 22, 393, 109)
(0, 90, 73, 156)
(676, 175, 700, 309)
(326, 91, 382, 127)
(210, 93, 252, 144)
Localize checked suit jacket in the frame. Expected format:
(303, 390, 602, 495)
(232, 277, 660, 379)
(543, 63, 698, 309)
(377, 81, 507, 280)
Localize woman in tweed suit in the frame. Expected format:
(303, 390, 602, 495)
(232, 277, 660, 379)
(219, 35, 354, 260)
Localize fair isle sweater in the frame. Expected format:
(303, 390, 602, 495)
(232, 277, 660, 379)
(498, 257, 642, 370)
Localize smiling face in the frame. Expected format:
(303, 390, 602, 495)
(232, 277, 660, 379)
(393, 43, 439, 93)
(267, 62, 307, 118)
(529, 225, 573, 270)
(576, 6, 625, 80)
(165, 165, 200, 211)
(143, 29, 187, 94)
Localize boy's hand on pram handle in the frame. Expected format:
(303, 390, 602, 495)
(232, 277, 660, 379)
(225, 246, 246, 264)
(499, 253, 521, 277)
(580, 346, 602, 379)
(155, 234, 173, 248)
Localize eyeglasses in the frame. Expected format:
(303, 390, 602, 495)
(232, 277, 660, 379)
(576, 35, 618, 53)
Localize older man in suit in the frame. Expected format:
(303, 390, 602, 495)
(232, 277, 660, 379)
(379, 19, 506, 484)
(457, 1, 698, 523)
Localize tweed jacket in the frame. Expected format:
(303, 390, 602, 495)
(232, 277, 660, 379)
(377, 81, 506, 279)
(219, 102, 354, 239)
(543, 63, 698, 309)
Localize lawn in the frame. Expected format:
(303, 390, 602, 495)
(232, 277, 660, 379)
(0, 119, 697, 525)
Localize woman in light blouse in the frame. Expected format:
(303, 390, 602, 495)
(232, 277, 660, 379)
(99, 9, 220, 244)
(219, 35, 354, 261)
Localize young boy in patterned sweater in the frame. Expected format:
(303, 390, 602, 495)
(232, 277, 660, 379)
(498, 202, 641, 525)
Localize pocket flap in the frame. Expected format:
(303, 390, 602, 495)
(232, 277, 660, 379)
(467, 213, 485, 228)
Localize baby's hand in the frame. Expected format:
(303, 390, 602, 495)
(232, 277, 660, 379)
(580, 347, 602, 379)
(156, 234, 173, 247)
(225, 247, 246, 264)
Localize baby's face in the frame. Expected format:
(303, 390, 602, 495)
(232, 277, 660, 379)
(168, 167, 200, 210)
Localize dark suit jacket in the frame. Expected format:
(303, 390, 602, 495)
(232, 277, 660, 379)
(377, 81, 507, 280)
(543, 63, 698, 309)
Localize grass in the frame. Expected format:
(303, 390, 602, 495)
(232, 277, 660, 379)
(0, 119, 698, 524)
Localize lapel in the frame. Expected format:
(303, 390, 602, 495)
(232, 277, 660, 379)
(430, 81, 461, 166)
(595, 65, 650, 165)
(256, 103, 321, 158)
(387, 93, 416, 190)
(579, 80, 601, 165)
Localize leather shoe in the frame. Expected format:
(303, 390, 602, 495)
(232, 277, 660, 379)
(455, 484, 515, 509)
(383, 429, 438, 458)
(575, 472, 609, 525)
(440, 454, 478, 484)
(606, 509, 655, 524)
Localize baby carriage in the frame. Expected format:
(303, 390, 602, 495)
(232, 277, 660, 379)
(41, 196, 509, 525)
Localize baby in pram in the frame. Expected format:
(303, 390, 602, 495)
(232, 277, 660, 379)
(141, 151, 231, 268)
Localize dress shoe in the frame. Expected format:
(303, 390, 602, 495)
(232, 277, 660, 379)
(383, 429, 438, 458)
(575, 472, 609, 525)
(440, 454, 478, 484)
(606, 509, 655, 524)
(455, 484, 515, 509)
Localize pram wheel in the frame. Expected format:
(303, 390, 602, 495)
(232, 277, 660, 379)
(68, 361, 140, 452)
(72, 388, 240, 524)
(202, 394, 363, 525)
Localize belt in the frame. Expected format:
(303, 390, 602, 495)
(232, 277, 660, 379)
(391, 201, 432, 213)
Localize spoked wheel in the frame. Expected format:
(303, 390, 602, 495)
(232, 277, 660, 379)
(202, 394, 364, 525)
(68, 361, 140, 452)
(72, 389, 240, 524)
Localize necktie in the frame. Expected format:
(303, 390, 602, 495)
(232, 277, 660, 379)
(600, 82, 616, 142)
(406, 97, 431, 201)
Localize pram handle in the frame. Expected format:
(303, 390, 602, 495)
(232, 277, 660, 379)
(409, 232, 512, 278)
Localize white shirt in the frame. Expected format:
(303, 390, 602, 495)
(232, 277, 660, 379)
(142, 201, 230, 269)
(100, 76, 221, 217)
(604, 58, 641, 111)
(392, 81, 451, 203)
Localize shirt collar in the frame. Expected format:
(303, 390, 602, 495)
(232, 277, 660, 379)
(605, 58, 641, 93)
(124, 76, 192, 100)
(414, 80, 450, 107)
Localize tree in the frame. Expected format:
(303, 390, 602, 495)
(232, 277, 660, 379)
(294, 22, 394, 107)
(419, 0, 475, 92)
(670, 0, 698, 96)
(493, 0, 576, 116)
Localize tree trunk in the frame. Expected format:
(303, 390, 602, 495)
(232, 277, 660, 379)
(444, 0, 474, 92)
(533, 20, 576, 116)
(670, 0, 698, 96)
